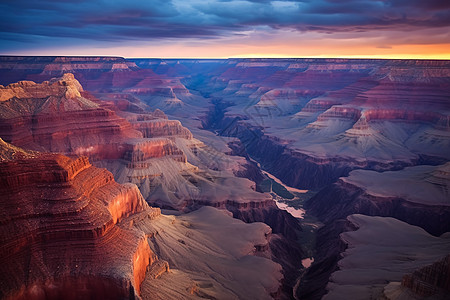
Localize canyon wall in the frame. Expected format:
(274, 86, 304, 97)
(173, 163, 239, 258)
(0, 138, 159, 299)
(297, 164, 450, 299)
(3, 56, 449, 299)
(0, 139, 285, 299)
(184, 58, 450, 190)
(0, 58, 305, 298)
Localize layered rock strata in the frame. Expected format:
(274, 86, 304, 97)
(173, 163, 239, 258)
(396, 254, 450, 298)
(187, 58, 450, 190)
(0, 138, 161, 299)
(0, 73, 141, 153)
(0, 139, 284, 299)
(321, 215, 450, 300)
(297, 163, 450, 299)
(305, 164, 450, 236)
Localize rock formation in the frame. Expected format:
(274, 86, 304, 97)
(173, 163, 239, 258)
(297, 163, 450, 299)
(0, 73, 141, 153)
(0, 138, 160, 299)
(0, 139, 284, 299)
(3, 56, 449, 299)
(320, 214, 450, 300)
(171, 58, 450, 190)
(0, 73, 273, 213)
(393, 254, 450, 299)
(305, 164, 450, 236)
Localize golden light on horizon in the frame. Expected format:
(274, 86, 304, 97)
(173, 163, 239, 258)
(22, 42, 450, 60)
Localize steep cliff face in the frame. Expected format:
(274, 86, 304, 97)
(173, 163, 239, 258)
(0, 74, 229, 211)
(297, 163, 450, 299)
(305, 164, 450, 236)
(0, 139, 284, 300)
(0, 73, 142, 153)
(0, 138, 160, 299)
(398, 254, 450, 298)
(0, 72, 299, 231)
(319, 215, 450, 300)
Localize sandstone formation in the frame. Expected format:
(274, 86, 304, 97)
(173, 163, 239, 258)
(0, 138, 160, 299)
(391, 254, 450, 299)
(0, 65, 304, 297)
(3, 59, 449, 192)
(0, 139, 284, 299)
(0, 73, 141, 153)
(0, 73, 274, 213)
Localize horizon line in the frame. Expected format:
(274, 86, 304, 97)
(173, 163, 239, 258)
(1, 54, 450, 60)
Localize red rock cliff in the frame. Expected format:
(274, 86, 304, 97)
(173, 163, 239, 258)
(0, 73, 142, 153)
(0, 138, 161, 299)
(401, 254, 450, 297)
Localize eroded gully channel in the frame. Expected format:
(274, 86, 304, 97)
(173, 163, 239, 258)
(183, 79, 322, 299)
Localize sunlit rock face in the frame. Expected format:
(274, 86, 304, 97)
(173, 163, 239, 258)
(0, 139, 283, 300)
(0, 138, 159, 299)
(0, 73, 141, 153)
(0, 71, 283, 215)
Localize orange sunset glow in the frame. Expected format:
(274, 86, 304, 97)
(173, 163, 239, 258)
(1, 0, 449, 59)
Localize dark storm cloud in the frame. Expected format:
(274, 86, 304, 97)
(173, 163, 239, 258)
(1, 0, 449, 50)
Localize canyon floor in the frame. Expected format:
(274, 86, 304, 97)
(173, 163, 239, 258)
(0, 57, 449, 300)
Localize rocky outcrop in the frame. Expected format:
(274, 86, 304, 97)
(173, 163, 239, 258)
(0, 138, 162, 299)
(0, 74, 142, 153)
(400, 254, 450, 298)
(132, 119, 193, 139)
(0, 139, 286, 300)
(305, 164, 450, 236)
(0, 75, 212, 209)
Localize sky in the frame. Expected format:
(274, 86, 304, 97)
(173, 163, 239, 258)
(1, 0, 450, 59)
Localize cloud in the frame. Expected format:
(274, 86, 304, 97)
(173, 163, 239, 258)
(0, 0, 449, 53)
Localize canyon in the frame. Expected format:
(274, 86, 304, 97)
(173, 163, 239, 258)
(0, 138, 283, 299)
(0, 56, 449, 299)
